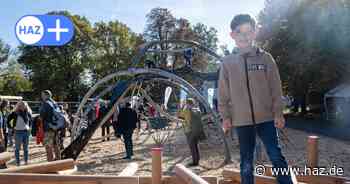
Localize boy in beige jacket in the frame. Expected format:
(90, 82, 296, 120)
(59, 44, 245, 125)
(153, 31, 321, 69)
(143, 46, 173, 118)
(218, 14, 292, 184)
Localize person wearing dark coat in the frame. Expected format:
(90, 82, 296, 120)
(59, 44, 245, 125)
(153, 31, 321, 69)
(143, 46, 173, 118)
(115, 102, 137, 159)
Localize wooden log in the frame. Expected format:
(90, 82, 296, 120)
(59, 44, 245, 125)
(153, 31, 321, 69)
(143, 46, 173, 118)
(0, 173, 138, 184)
(0, 152, 12, 165)
(139, 176, 175, 184)
(218, 179, 238, 184)
(0, 159, 75, 174)
(57, 166, 78, 175)
(118, 162, 138, 176)
(138, 176, 218, 184)
(174, 164, 210, 184)
(223, 168, 278, 184)
(152, 147, 162, 184)
(307, 136, 319, 168)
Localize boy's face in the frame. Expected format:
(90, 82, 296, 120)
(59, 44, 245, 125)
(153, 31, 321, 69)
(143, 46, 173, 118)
(230, 23, 256, 49)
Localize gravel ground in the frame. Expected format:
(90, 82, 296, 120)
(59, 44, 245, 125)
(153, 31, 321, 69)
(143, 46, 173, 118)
(4, 121, 350, 178)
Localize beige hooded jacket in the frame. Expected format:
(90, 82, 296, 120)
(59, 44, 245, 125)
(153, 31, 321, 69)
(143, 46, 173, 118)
(218, 46, 284, 127)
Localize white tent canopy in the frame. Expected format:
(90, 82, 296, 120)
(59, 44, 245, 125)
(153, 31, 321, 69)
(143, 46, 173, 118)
(324, 84, 350, 120)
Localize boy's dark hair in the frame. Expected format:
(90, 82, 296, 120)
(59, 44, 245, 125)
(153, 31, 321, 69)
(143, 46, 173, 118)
(230, 14, 256, 31)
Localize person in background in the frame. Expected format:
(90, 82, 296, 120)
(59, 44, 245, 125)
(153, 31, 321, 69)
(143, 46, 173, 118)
(0, 100, 10, 169)
(40, 90, 61, 161)
(7, 101, 32, 166)
(0, 100, 10, 151)
(116, 102, 137, 160)
(111, 104, 120, 138)
(177, 98, 203, 167)
(7, 104, 15, 148)
(99, 101, 111, 142)
(58, 105, 70, 149)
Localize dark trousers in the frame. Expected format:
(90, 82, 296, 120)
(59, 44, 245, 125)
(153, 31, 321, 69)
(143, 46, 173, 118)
(122, 129, 133, 157)
(236, 121, 292, 184)
(186, 133, 200, 164)
(102, 125, 111, 141)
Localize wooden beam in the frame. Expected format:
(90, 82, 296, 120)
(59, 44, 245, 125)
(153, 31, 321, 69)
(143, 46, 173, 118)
(139, 176, 174, 184)
(138, 176, 218, 184)
(218, 179, 237, 184)
(0, 159, 75, 174)
(0, 152, 12, 165)
(174, 164, 210, 184)
(307, 136, 319, 168)
(57, 166, 78, 175)
(223, 168, 278, 184)
(118, 162, 138, 176)
(0, 175, 220, 184)
(0, 173, 138, 184)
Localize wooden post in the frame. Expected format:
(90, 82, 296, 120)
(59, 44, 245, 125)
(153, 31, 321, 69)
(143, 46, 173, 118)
(152, 147, 162, 184)
(0, 159, 75, 173)
(174, 164, 210, 184)
(307, 136, 319, 168)
(0, 152, 12, 165)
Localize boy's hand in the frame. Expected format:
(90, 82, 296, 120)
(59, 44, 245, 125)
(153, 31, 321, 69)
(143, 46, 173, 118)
(274, 116, 285, 129)
(223, 119, 232, 134)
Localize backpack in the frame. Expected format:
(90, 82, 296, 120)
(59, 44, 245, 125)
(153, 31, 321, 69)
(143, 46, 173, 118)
(46, 101, 66, 130)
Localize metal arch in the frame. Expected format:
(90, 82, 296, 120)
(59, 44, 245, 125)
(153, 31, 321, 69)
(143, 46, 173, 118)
(76, 68, 214, 114)
(131, 40, 223, 66)
(74, 68, 212, 134)
(73, 68, 231, 162)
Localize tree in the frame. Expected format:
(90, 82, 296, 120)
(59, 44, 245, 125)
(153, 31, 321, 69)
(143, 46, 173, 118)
(0, 39, 10, 63)
(143, 9, 219, 102)
(0, 58, 32, 96)
(258, 0, 350, 114)
(144, 7, 177, 66)
(144, 7, 176, 42)
(90, 21, 144, 81)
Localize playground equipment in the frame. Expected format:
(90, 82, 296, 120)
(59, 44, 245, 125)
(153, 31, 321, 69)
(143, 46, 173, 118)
(61, 40, 231, 163)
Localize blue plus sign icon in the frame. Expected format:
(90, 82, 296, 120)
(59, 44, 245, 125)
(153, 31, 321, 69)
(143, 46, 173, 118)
(15, 15, 74, 46)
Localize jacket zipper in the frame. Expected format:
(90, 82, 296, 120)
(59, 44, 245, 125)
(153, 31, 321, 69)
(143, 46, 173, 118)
(243, 54, 256, 126)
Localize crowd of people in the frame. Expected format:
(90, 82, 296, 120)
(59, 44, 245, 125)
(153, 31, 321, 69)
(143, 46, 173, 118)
(0, 87, 206, 167)
(0, 90, 71, 166)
